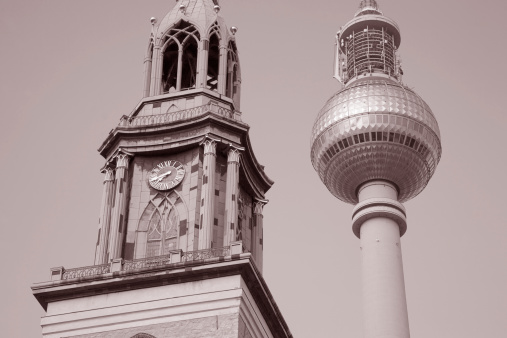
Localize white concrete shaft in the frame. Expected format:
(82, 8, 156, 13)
(357, 181, 410, 338)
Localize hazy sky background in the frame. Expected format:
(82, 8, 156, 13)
(1, 0, 506, 337)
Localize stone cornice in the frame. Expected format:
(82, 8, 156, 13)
(31, 254, 292, 338)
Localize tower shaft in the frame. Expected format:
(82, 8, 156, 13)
(357, 182, 409, 338)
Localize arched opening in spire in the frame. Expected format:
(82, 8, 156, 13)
(161, 21, 200, 94)
(181, 38, 198, 90)
(162, 40, 179, 93)
(207, 33, 220, 91)
(206, 22, 222, 92)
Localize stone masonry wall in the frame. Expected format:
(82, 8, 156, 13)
(69, 313, 239, 338)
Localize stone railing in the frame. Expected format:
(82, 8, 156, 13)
(119, 103, 241, 128)
(182, 246, 231, 262)
(61, 264, 110, 280)
(51, 242, 243, 281)
(123, 254, 172, 272)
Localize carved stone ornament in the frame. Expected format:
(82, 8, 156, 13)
(202, 139, 217, 156)
(253, 200, 268, 215)
(102, 167, 115, 183)
(115, 153, 131, 169)
(227, 147, 242, 164)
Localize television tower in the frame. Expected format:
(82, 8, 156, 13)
(310, 1, 442, 337)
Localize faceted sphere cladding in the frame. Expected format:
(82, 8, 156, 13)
(311, 77, 442, 204)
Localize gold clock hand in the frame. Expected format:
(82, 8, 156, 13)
(150, 170, 172, 182)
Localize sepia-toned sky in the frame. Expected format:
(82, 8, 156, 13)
(1, 0, 506, 337)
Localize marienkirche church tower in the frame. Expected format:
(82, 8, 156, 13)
(32, 1, 292, 337)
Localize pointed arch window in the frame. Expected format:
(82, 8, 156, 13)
(139, 199, 180, 257)
(206, 22, 221, 91)
(161, 22, 200, 93)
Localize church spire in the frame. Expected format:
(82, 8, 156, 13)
(142, 0, 241, 109)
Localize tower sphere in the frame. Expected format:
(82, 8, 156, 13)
(311, 77, 441, 204)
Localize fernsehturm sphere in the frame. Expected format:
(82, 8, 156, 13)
(310, 1, 442, 337)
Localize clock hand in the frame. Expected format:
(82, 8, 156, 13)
(150, 170, 172, 182)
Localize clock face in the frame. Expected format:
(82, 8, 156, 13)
(148, 160, 185, 191)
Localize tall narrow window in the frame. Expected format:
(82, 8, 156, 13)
(207, 34, 220, 91)
(180, 38, 198, 90)
(162, 41, 178, 93)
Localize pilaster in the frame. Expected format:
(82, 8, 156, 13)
(176, 48, 183, 91)
(252, 199, 267, 273)
(150, 45, 162, 96)
(143, 49, 153, 97)
(218, 45, 228, 95)
(198, 138, 217, 249)
(224, 146, 242, 247)
(94, 166, 115, 265)
(198, 38, 209, 88)
(108, 152, 132, 261)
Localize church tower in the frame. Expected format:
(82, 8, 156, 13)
(32, 1, 292, 337)
(311, 1, 442, 337)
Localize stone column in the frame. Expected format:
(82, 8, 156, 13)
(176, 48, 183, 91)
(218, 45, 228, 95)
(252, 199, 267, 272)
(143, 49, 153, 97)
(108, 153, 131, 261)
(198, 138, 217, 250)
(198, 38, 209, 89)
(150, 45, 162, 96)
(223, 147, 241, 247)
(352, 180, 410, 338)
(94, 166, 115, 265)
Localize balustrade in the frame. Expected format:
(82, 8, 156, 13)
(119, 103, 241, 128)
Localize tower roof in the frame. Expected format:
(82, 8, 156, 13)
(155, 0, 231, 40)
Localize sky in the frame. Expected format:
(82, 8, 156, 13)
(1, 0, 506, 337)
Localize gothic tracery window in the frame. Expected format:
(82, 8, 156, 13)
(137, 194, 181, 258)
(146, 200, 179, 257)
(161, 21, 200, 93)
